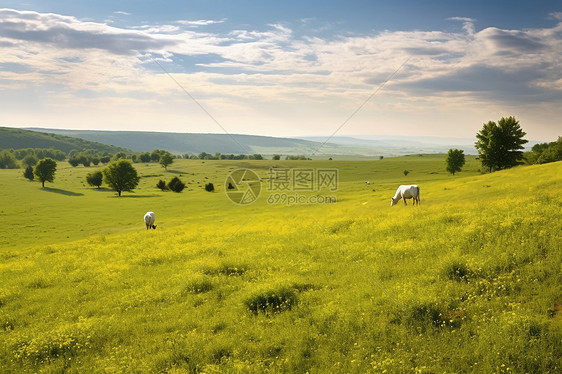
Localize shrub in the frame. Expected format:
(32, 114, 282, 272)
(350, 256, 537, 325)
(24, 166, 34, 181)
(245, 286, 297, 315)
(445, 261, 472, 282)
(185, 277, 214, 294)
(86, 171, 103, 189)
(205, 182, 215, 192)
(403, 170, 410, 176)
(406, 302, 462, 332)
(68, 158, 80, 167)
(156, 180, 167, 191)
(168, 177, 185, 193)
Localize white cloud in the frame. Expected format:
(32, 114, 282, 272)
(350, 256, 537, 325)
(176, 19, 225, 27)
(0, 8, 561, 139)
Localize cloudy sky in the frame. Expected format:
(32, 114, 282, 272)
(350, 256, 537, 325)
(0, 0, 561, 141)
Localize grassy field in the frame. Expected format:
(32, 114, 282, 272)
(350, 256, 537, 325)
(1, 155, 561, 373)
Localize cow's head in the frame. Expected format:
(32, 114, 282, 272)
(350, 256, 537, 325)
(390, 197, 397, 206)
(152, 225, 157, 229)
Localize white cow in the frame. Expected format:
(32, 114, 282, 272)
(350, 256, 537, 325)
(390, 185, 420, 206)
(365, 181, 371, 185)
(144, 211, 157, 230)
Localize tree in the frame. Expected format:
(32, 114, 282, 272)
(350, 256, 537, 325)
(139, 152, 151, 163)
(168, 177, 185, 193)
(159, 152, 174, 170)
(86, 170, 103, 189)
(475, 116, 527, 172)
(103, 160, 140, 196)
(445, 149, 466, 175)
(272, 154, 281, 160)
(156, 180, 167, 191)
(68, 158, 80, 167)
(111, 152, 128, 161)
(150, 150, 161, 162)
(403, 170, 409, 176)
(22, 154, 38, 168)
(537, 137, 562, 164)
(0, 150, 18, 169)
(24, 166, 34, 181)
(34, 158, 57, 187)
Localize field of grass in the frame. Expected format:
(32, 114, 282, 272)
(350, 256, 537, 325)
(1, 155, 561, 373)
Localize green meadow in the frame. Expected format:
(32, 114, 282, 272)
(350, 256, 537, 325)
(1, 155, 561, 373)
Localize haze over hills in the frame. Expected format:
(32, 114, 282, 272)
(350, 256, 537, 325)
(20, 128, 491, 157)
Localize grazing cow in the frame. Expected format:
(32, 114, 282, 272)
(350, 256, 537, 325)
(144, 211, 157, 230)
(390, 185, 420, 206)
(365, 181, 371, 185)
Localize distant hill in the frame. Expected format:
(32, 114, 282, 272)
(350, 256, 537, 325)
(23, 128, 337, 155)
(15, 127, 534, 157)
(0, 127, 132, 154)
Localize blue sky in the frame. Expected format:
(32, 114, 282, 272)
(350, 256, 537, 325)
(1, 1, 561, 140)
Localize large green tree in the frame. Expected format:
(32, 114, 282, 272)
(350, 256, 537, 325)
(103, 160, 140, 196)
(445, 149, 466, 175)
(34, 158, 57, 187)
(475, 116, 527, 172)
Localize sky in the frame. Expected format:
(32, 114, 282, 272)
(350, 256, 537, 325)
(0, 1, 561, 141)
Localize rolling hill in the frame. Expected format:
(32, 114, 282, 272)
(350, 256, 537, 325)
(24, 128, 334, 156)
(0, 127, 132, 154)
(22, 128, 480, 157)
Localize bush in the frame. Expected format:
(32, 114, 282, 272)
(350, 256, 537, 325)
(403, 170, 410, 176)
(139, 153, 151, 163)
(168, 177, 185, 193)
(156, 180, 167, 191)
(24, 166, 34, 181)
(205, 182, 215, 192)
(245, 286, 297, 315)
(184, 277, 214, 294)
(68, 158, 80, 167)
(86, 171, 103, 189)
(444, 261, 472, 282)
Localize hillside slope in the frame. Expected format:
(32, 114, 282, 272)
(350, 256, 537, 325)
(25, 128, 337, 155)
(0, 159, 560, 372)
(0, 127, 132, 154)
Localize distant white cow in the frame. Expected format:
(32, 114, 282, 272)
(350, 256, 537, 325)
(144, 211, 157, 230)
(365, 181, 371, 185)
(390, 185, 420, 206)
